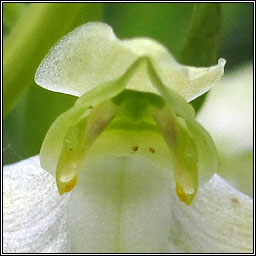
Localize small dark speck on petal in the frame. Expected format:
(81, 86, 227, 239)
(131, 146, 138, 153)
(149, 147, 155, 153)
(231, 198, 240, 204)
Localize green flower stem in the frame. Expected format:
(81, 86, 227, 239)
(179, 3, 221, 111)
(3, 3, 103, 117)
(179, 3, 221, 67)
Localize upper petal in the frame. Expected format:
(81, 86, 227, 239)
(35, 22, 138, 97)
(35, 22, 225, 100)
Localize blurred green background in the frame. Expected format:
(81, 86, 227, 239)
(3, 3, 253, 165)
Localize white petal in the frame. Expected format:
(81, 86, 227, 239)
(169, 174, 253, 253)
(3, 156, 70, 253)
(35, 22, 225, 100)
(67, 154, 173, 253)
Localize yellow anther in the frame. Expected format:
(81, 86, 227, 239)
(58, 175, 78, 195)
(176, 183, 195, 206)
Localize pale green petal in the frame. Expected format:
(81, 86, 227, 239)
(3, 156, 70, 253)
(35, 22, 225, 100)
(145, 57, 195, 119)
(35, 22, 138, 97)
(151, 106, 198, 205)
(185, 119, 218, 185)
(172, 119, 198, 205)
(183, 58, 226, 101)
(40, 105, 90, 176)
(75, 56, 149, 107)
(169, 174, 253, 253)
(56, 100, 117, 195)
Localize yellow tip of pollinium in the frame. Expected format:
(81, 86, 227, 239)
(57, 175, 78, 195)
(176, 183, 195, 206)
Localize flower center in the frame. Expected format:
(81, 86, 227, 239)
(54, 56, 218, 206)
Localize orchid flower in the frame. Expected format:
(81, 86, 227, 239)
(3, 22, 253, 253)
